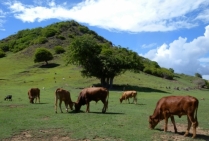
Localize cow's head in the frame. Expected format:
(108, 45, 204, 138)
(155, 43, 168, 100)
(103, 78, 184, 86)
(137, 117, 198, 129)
(74, 102, 81, 112)
(69, 102, 74, 110)
(119, 98, 123, 103)
(149, 116, 159, 129)
(29, 97, 34, 103)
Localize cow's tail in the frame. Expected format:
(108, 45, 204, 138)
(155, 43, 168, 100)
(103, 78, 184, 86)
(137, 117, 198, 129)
(106, 89, 109, 110)
(194, 100, 199, 127)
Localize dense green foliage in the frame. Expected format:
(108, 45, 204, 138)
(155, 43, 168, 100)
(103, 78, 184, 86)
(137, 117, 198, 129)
(0, 20, 111, 55)
(54, 46, 65, 54)
(195, 73, 202, 78)
(66, 34, 144, 87)
(0, 49, 6, 58)
(34, 48, 53, 64)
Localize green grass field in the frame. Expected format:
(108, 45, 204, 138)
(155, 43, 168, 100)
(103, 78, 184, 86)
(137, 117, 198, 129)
(0, 52, 209, 141)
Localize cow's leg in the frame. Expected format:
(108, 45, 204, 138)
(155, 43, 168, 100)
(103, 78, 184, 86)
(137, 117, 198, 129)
(86, 102, 90, 113)
(184, 115, 191, 137)
(64, 101, 68, 113)
(163, 112, 168, 132)
(59, 100, 63, 113)
(34, 97, 37, 103)
(186, 114, 197, 138)
(127, 98, 130, 104)
(170, 116, 177, 133)
(102, 99, 107, 113)
(55, 98, 58, 113)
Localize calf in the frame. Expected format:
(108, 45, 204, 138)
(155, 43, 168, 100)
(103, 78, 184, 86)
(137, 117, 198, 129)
(119, 91, 137, 104)
(74, 87, 109, 113)
(55, 88, 74, 113)
(28, 88, 40, 103)
(149, 95, 198, 138)
(4, 95, 12, 101)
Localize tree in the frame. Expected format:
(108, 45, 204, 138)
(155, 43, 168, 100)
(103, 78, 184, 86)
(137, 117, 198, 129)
(169, 68, 174, 73)
(195, 73, 202, 78)
(66, 35, 143, 88)
(34, 48, 53, 65)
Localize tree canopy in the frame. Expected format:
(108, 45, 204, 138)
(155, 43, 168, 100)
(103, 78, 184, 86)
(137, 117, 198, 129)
(66, 34, 143, 88)
(34, 48, 53, 65)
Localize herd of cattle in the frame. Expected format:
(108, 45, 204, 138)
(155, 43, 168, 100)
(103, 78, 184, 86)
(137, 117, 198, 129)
(4, 87, 199, 138)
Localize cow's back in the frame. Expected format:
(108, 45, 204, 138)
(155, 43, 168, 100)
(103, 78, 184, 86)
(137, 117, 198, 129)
(28, 88, 40, 97)
(56, 88, 70, 101)
(77, 87, 108, 105)
(156, 95, 198, 116)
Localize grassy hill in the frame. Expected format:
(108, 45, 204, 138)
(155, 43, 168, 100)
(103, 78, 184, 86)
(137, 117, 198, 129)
(0, 20, 209, 140)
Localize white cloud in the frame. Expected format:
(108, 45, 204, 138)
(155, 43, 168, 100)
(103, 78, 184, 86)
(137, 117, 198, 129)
(0, 9, 6, 31)
(196, 9, 209, 23)
(5, 0, 209, 32)
(143, 25, 209, 77)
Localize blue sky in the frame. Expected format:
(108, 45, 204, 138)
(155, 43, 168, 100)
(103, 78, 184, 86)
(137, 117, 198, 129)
(1, 0, 209, 79)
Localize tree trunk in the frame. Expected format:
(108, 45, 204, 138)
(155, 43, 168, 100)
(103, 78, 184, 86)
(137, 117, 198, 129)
(109, 77, 114, 89)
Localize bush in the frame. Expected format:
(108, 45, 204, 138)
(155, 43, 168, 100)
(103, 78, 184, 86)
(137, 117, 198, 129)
(0, 49, 6, 58)
(34, 37, 48, 44)
(54, 46, 65, 54)
(43, 28, 57, 37)
(56, 35, 65, 40)
(34, 48, 53, 65)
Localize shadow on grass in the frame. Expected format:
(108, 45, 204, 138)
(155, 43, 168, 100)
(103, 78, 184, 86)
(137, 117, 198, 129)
(155, 129, 209, 140)
(68, 110, 124, 115)
(90, 111, 125, 115)
(39, 63, 60, 68)
(92, 84, 170, 94)
(37, 103, 49, 104)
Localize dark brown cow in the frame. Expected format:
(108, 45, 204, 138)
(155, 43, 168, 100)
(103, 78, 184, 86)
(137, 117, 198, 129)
(55, 88, 74, 113)
(149, 95, 198, 138)
(74, 87, 109, 113)
(28, 88, 40, 104)
(4, 95, 12, 101)
(119, 90, 137, 104)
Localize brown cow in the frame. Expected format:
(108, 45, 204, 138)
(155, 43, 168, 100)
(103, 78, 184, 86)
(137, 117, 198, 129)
(74, 87, 109, 113)
(55, 88, 74, 113)
(149, 95, 198, 138)
(119, 91, 137, 104)
(28, 88, 40, 104)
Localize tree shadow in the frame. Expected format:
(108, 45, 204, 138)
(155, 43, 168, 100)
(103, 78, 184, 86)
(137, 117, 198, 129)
(107, 84, 170, 94)
(39, 63, 60, 68)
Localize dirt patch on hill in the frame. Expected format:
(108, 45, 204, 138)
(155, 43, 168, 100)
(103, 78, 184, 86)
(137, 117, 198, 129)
(2, 129, 124, 141)
(152, 123, 209, 141)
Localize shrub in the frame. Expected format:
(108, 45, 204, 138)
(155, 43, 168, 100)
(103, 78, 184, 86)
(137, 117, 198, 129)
(0, 49, 6, 58)
(35, 37, 48, 44)
(54, 46, 65, 54)
(43, 28, 57, 37)
(56, 35, 65, 40)
(34, 48, 53, 65)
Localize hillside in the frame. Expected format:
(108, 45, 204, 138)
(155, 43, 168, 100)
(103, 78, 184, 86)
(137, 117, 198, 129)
(0, 20, 206, 88)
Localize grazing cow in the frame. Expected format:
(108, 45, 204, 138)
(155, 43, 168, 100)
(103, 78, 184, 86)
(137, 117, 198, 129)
(4, 95, 12, 101)
(149, 95, 198, 138)
(55, 88, 74, 113)
(74, 87, 109, 113)
(119, 91, 137, 104)
(28, 88, 40, 104)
